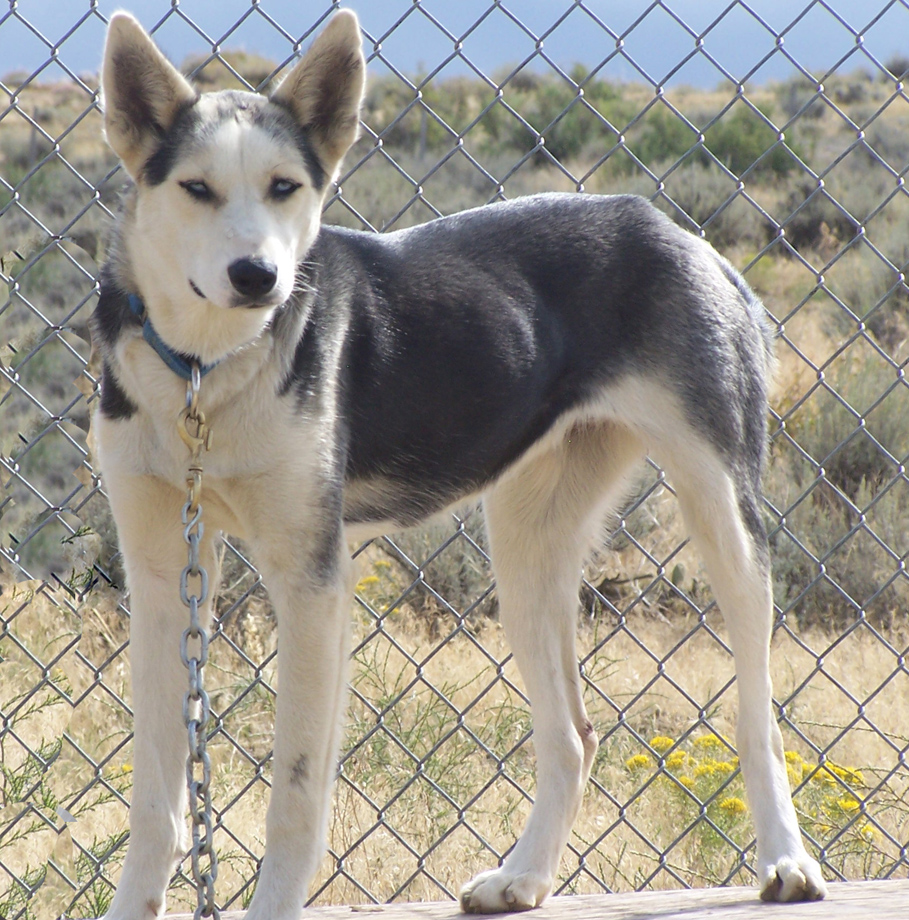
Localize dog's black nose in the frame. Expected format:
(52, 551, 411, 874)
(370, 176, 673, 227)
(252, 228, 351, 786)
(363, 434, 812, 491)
(228, 257, 278, 298)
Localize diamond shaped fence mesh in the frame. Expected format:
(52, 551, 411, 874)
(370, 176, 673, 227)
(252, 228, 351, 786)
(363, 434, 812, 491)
(2, 1, 909, 917)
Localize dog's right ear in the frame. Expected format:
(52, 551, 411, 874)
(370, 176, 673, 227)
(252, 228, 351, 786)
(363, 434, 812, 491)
(102, 12, 197, 179)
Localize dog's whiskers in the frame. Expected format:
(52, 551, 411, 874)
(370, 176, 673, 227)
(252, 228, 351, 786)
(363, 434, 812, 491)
(293, 261, 318, 297)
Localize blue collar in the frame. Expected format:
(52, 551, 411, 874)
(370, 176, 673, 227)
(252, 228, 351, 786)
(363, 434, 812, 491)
(128, 294, 219, 380)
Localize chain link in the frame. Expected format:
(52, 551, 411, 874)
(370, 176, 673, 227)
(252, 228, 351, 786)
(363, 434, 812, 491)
(178, 363, 220, 920)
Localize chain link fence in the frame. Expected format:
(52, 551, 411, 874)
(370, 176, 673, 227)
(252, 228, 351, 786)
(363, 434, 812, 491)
(2, 1, 909, 917)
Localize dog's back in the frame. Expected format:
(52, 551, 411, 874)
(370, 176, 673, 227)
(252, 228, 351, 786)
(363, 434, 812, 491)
(282, 193, 772, 530)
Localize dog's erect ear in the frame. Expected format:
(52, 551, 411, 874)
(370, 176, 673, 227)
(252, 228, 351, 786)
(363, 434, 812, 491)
(270, 10, 366, 180)
(102, 12, 197, 179)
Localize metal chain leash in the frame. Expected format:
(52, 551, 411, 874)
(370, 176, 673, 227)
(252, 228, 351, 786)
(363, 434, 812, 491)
(177, 363, 220, 920)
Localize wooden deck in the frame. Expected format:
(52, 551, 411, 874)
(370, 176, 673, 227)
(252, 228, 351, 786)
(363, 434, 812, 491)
(163, 879, 909, 919)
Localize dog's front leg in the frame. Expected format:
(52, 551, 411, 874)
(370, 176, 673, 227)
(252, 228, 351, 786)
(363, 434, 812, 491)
(102, 473, 221, 920)
(244, 525, 352, 920)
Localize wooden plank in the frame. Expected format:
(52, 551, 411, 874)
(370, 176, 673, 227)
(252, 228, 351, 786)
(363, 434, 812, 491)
(157, 879, 909, 920)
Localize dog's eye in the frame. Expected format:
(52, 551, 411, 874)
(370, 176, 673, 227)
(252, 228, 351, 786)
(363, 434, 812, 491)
(269, 178, 301, 200)
(180, 180, 214, 202)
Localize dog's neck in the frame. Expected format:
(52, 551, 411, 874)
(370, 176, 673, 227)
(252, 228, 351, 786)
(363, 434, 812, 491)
(127, 293, 220, 380)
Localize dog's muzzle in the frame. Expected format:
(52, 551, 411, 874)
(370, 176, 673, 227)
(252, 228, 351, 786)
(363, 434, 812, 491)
(228, 257, 279, 303)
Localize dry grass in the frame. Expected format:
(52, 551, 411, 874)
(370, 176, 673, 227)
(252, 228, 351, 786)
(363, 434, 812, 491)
(3, 495, 908, 918)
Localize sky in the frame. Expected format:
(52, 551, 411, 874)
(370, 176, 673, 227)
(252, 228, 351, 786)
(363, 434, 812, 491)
(1, 1, 907, 89)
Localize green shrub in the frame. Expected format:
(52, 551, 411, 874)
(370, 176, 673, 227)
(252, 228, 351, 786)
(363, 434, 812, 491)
(661, 162, 772, 248)
(631, 106, 700, 170)
(630, 101, 800, 180)
(369, 514, 495, 629)
(780, 179, 859, 253)
(704, 103, 799, 177)
(781, 356, 909, 498)
(769, 358, 909, 628)
(478, 73, 632, 163)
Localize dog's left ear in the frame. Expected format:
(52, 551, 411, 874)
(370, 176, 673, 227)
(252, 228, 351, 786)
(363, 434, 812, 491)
(270, 10, 366, 180)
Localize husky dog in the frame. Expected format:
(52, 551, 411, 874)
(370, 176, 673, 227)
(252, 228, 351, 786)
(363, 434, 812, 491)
(94, 9, 826, 919)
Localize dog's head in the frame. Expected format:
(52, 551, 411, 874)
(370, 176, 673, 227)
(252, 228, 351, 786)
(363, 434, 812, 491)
(102, 10, 365, 359)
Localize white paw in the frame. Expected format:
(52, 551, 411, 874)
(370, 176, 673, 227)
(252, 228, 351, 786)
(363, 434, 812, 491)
(759, 853, 827, 902)
(459, 867, 552, 913)
(101, 896, 163, 920)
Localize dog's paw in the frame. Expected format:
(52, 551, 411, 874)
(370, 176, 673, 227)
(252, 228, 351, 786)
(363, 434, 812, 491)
(459, 867, 551, 913)
(101, 897, 163, 920)
(759, 854, 827, 902)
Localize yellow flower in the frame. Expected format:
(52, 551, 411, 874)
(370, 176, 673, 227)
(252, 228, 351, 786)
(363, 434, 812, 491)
(694, 734, 725, 751)
(625, 754, 652, 771)
(666, 750, 688, 770)
(812, 761, 865, 788)
(649, 736, 674, 753)
(356, 575, 380, 592)
(693, 761, 717, 778)
(713, 761, 735, 775)
(812, 766, 838, 785)
(834, 796, 861, 813)
(833, 765, 865, 787)
(104, 763, 133, 779)
(679, 775, 695, 789)
(784, 750, 803, 766)
(719, 797, 747, 815)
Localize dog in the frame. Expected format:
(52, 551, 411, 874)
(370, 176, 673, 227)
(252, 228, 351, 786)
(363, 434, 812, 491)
(93, 9, 827, 918)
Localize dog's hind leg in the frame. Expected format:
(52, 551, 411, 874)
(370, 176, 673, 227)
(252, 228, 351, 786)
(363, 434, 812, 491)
(655, 436, 827, 903)
(101, 474, 221, 920)
(460, 422, 644, 913)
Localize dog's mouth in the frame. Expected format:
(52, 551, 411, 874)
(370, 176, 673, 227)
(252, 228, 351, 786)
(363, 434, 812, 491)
(229, 294, 285, 311)
(189, 277, 282, 310)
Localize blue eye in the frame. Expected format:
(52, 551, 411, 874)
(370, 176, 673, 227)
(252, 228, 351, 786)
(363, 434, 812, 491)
(270, 178, 301, 200)
(179, 180, 214, 201)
